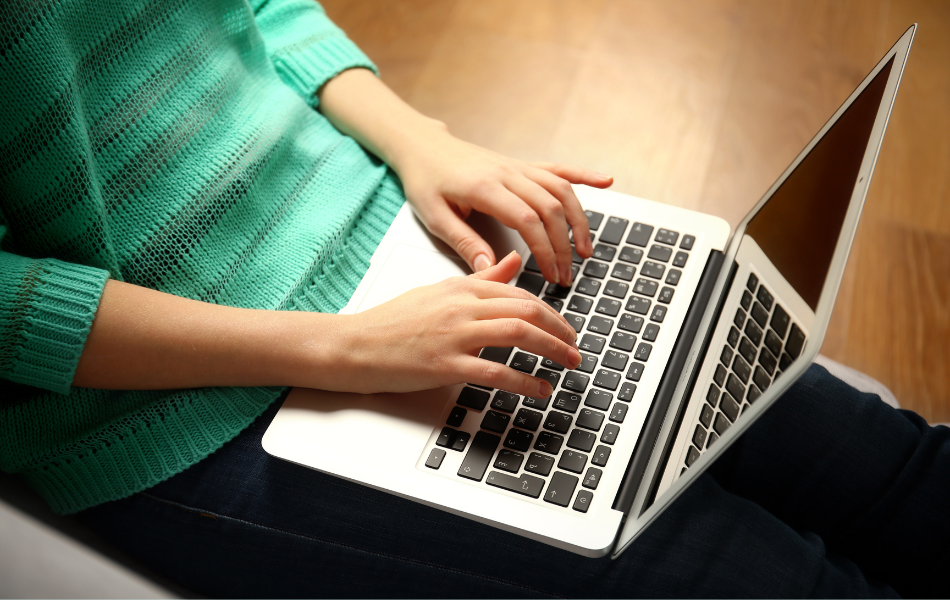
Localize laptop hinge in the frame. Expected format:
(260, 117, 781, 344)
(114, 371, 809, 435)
(611, 250, 726, 515)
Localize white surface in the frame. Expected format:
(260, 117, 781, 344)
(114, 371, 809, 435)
(0, 499, 173, 599)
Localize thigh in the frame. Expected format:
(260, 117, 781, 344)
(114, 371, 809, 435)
(710, 364, 950, 598)
(80, 397, 897, 598)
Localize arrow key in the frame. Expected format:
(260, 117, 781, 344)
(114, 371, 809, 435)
(544, 471, 579, 507)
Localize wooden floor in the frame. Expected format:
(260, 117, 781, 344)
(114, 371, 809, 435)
(322, 0, 950, 424)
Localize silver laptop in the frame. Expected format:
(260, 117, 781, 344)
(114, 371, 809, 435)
(262, 26, 915, 559)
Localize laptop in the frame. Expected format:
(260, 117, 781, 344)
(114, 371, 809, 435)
(262, 26, 915, 559)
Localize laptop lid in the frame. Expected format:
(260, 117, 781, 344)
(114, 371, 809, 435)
(612, 24, 917, 558)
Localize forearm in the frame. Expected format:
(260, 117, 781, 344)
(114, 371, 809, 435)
(73, 280, 347, 390)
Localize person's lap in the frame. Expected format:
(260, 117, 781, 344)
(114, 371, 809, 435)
(79, 365, 950, 598)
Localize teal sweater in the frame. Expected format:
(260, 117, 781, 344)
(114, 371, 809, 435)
(0, 0, 404, 514)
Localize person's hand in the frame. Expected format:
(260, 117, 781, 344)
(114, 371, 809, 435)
(332, 251, 582, 397)
(393, 126, 613, 286)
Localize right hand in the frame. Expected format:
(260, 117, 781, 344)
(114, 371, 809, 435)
(330, 251, 582, 397)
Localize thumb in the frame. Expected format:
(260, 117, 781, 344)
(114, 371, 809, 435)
(469, 250, 522, 283)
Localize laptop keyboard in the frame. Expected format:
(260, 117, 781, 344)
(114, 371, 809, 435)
(681, 272, 807, 471)
(424, 211, 698, 513)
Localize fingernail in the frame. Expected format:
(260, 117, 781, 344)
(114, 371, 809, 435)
(596, 172, 612, 180)
(474, 254, 491, 272)
(539, 381, 553, 398)
(569, 348, 582, 369)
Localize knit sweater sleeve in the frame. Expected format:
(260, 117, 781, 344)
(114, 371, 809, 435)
(0, 227, 109, 395)
(251, 0, 377, 108)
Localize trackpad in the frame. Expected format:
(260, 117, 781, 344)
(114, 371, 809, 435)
(357, 243, 468, 312)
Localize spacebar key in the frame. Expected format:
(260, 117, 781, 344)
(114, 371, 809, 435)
(486, 470, 545, 498)
(458, 431, 501, 481)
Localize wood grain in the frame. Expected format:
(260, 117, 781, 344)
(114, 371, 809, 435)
(322, 0, 950, 424)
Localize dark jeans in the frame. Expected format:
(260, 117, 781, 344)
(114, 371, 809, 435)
(79, 365, 950, 598)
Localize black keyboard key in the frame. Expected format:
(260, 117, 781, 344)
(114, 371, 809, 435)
(583, 467, 603, 489)
(544, 471, 578, 506)
(601, 424, 620, 445)
(727, 326, 740, 348)
(525, 452, 554, 476)
(707, 430, 720, 448)
(655, 228, 679, 245)
(602, 349, 629, 371)
(609, 402, 627, 423)
(510, 352, 538, 374)
(700, 404, 714, 428)
(481, 410, 511, 433)
(734, 307, 747, 329)
(767, 304, 788, 338)
(479, 346, 513, 364)
(641, 261, 666, 279)
(685, 445, 701, 467)
(680, 235, 695, 250)
(576, 408, 605, 432)
(579, 334, 606, 354)
(720, 391, 740, 422)
(764, 329, 783, 358)
(744, 318, 763, 346)
(634, 343, 652, 361)
(568, 429, 598, 453)
(619, 246, 644, 264)
(726, 373, 746, 404)
(591, 445, 611, 466)
(626, 296, 651, 315)
(570, 246, 584, 264)
(611, 263, 636, 282)
(457, 387, 490, 410)
(665, 269, 682, 286)
(650, 305, 667, 323)
(493, 449, 524, 473)
(513, 408, 543, 432)
(457, 431, 501, 481)
(738, 336, 757, 365)
(740, 290, 753, 311)
(720, 345, 733, 366)
(779, 352, 794, 371)
(544, 411, 573, 434)
(619, 313, 644, 334)
(503, 428, 534, 451)
(633, 278, 658, 297)
(758, 347, 778, 376)
(574, 277, 601, 297)
(658, 286, 674, 304)
(486, 470, 545, 498)
(436, 426, 457, 448)
(426, 448, 446, 469)
(746, 272, 758, 292)
(559, 449, 588, 474)
(542, 297, 564, 312)
(713, 412, 731, 436)
(524, 254, 542, 273)
(747, 384, 762, 404)
(604, 280, 629, 299)
(592, 243, 615, 261)
(672, 251, 688, 268)
(626, 222, 654, 247)
(587, 316, 614, 335)
(617, 382, 637, 402)
(450, 434, 470, 454)
(516, 271, 545, 296)
(599, 216, 629, 245)
(534, 431, 564, 455)
(577, 353, 597, 373)
(490, 392, 520, 413)
(565, 313, 586, 333)
(536, 369, 561, 392)
(756, 286, 774, 312)
(573, 489, 594, 513)
(609, 331, 637, 352)
(753, 364, 771, 391)
(593, 368, 620, 391)
(750, 301, 769, 328)
(568, 295, 593, 314)
(563, 371, 591, 393)
(583, 261, 609, 279)
(713, 364, 727, 386)
(447, 406, 467, 427)
(521, 395, 550, 411)
(732, 355, 752, 384)
(540, 357, 564, 372)
(625, 362, 644, 382)
(648, 245, 673, 263)
(552, 390, 583, 414)
(585, 210, 605, 230)
(585, 388, 613, 410)
(706, 383, 720, 407)
(786, 324, 805, 359)
(545, 282, 571, 299)
(595, 297, 622, 317)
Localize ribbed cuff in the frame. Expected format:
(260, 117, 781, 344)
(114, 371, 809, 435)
(6, 259, 109, 395)
(272, 34, 378, 108)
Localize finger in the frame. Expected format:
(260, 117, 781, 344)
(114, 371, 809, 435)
(468, 185, 560, 284)
(424, 202, 496, 273)
(474, 297, 577, 344)
(469, 250, 521, 284)
(467, 319, 582, 372)
(463, 276, 569, 328)
(525, 167, 593, 260)
(504, 177, 575, 286)
(529, 161, 613, 189)
(458, 356, 555, 399)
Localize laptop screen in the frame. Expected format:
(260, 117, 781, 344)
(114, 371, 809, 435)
(743, 57, 895, 310)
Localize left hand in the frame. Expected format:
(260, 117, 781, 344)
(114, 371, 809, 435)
(394, 126, 613, 286)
